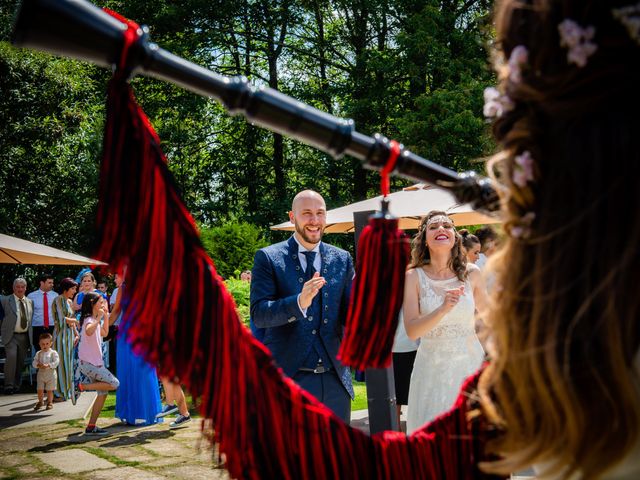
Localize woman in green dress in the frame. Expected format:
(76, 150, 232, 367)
(52, 277, 78, 401)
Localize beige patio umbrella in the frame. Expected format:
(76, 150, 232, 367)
(0, 233, 107, 265)
(271, 184, 500, 233)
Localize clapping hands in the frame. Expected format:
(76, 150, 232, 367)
(299, 272, 326, 309)
(442, 285, 465, 312)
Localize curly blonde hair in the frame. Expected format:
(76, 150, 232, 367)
(479, 1, 640, 478)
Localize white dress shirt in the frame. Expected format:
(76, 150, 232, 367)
(32, 349, 60, 369)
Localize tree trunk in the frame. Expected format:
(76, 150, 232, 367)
(312, 0, 339, 203)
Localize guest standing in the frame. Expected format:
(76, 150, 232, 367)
(459, 229, 481, 264)
(32, 332, 59, 410)
(391, 310, 418, 432)
(0, 278, 34, 394)
(156, 377, 191, 428)
(52, 277, 79, 402)
(107, 272, 124, 375)
(111, 277, 162, 425)
(27, 273, 57, 350)
(474, 226, 498, 270)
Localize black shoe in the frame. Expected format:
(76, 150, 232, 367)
(3, 388, 14, 395)
(85, 426, 109, 436)
(169, 414, 191, 429)
(156, 404, 179, 418)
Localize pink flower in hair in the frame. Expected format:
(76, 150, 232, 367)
(508, 45, 529, 83)
(510, 225, 525, 238)
(558, 19, 597, 67)
(511, 212, 536, 239)
(483, 87, 515, 118)
(512, 150, 535, 187)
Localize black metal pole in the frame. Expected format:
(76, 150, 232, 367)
(10, 0, 500, 216)
(353, 210, 399, 434)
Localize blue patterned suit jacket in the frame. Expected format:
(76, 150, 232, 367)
(250, 236, 354, 397)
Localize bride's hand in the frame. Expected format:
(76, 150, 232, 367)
(441, 286, 464, 312)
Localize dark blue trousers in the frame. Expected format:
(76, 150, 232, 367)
(293, 370, 351, 424)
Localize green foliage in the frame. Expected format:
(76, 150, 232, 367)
(200, 222, 268, 279)
(1, 0, 497, 291)
(0, 41, 106, 289)
(225, 278, 250, 308)
(225, 277, 251, 326)
(351, 379, 368, 411)
(396, 80, 493, 171)
(392, 0, 496, 171)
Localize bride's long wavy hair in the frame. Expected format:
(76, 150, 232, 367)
(479, 0, 640, 478)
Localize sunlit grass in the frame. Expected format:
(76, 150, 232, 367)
(99, 374, 369, 420)
(100, 389, 199, 419)
(352, 380, 368, 411)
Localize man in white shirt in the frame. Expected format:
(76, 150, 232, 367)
(0, 278, 34, 394)
(27, 274, 58, 350)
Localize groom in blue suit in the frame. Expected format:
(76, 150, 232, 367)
(250, 190, 355, 422)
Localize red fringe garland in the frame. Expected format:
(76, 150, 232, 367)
(94, 58, 502, 480)
(339, 217, 409, 370)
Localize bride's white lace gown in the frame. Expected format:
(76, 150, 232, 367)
(406, 268, 484, 434)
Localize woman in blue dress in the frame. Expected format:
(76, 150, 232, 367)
(110, 280, 162, 425)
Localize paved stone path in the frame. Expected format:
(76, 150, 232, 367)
(0, 394, 532, 479)
(0, 391, 370, 480)
(0, 417, 230, 479)
(0, 392, 97, 430)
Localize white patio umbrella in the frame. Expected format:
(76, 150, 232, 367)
(0, 233, 107, 265)
(270, 184, 500, 233)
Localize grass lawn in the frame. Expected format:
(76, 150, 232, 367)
(102, 391, 117, 417)
(100, 375, 369, 419)
(100, 390, 199, 419)
(352, 379, 368, 411)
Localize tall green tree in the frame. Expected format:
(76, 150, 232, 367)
(393, 0, 496, 171)
(0, 43, 105, 252)
(1, 0, 497, 286)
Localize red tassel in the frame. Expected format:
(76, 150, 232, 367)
(338, 139, 410, 370)
(338, 217, 409, 370)
(93, 11, 501, 480)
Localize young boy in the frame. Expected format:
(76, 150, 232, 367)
(32, 333, 60, 410)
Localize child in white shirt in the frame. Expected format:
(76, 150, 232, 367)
(32, 332, 60, 410)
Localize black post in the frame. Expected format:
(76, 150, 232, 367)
(352, 210, 399, 433)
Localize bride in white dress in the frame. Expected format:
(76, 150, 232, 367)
(403, 211, 488, 434)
